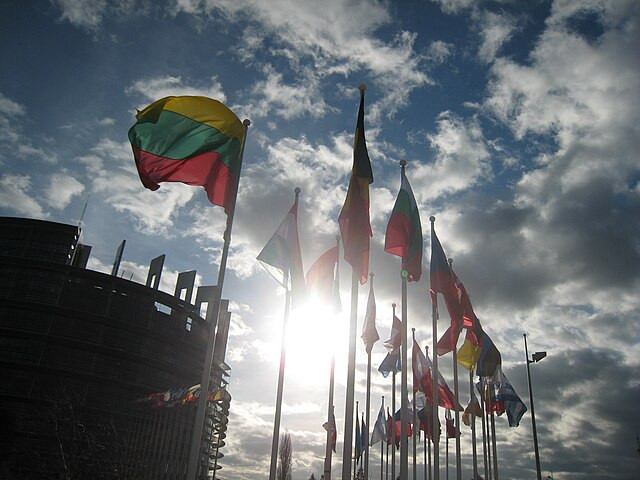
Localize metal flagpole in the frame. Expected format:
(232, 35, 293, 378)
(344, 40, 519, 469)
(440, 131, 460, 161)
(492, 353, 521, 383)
(445, 419, 449, 480)
(400, 160, 409, 480)
(425, 346, 431, 480)
(186, 118, 250, 480)
(268, 187, 300, 480)
(524, 333, 543, 480)
(354, 401, 360, 480)
(469, 369, 478, 480)
(411, 328, 418, 480)
(447, 260, 462, 480)
(342, 269, 359, 480)
(324, 235, 341, 480)
(381, 396, 385, 480)
(490, 411, 498, 480)
(483, 381, 492, 480)
(392, 304, 398, 480)
(423, 426, 427, 480)
(365, 272, 375, 480)
(386, 424, 390, 480)
(429, 216, 440, 480)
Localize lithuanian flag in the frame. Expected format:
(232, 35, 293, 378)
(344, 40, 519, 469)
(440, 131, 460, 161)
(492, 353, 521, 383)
(384, 165, 423, 281)
(128, 96, 244, 214)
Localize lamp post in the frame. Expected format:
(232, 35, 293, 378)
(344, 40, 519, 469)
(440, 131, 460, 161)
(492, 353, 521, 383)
(524, 333, 546, 480)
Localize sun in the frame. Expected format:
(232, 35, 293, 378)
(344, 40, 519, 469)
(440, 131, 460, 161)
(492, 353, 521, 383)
(283, 299, 349, 386)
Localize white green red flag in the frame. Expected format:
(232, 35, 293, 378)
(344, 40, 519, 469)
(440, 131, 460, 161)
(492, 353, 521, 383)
(384, 167, 423, 281)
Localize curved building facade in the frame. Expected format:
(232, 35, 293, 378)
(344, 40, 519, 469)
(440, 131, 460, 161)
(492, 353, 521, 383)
(0, 217, 230, 479)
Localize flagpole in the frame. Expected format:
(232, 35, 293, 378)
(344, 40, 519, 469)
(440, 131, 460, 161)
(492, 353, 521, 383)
(490, 411, 498, 480)
(186, 118, 250, 480)
(342, 268, 359, 480)
(364, 272, 375, 480)
(425, 345, 431, 480)
(482, 381, 492, 480)
(470, 369, 478, 480)
(411, 328, 418, 480)
(324, 235, 341, 480)
(381, 395, 385, 480)
(429, 216, 440, 480)
(423, 426, 427, 480)
(355, 401, 360, 480)
(268, 187, 300, 480)
(447, 259, 462, 480)
(391, 304, 397, 480)
(445, 419, 449, 480)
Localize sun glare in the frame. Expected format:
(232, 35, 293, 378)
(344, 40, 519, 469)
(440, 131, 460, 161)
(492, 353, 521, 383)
(284, 299, 349, 386)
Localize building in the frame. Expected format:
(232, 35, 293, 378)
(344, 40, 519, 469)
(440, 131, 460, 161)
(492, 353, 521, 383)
(0, 217, 230, 479)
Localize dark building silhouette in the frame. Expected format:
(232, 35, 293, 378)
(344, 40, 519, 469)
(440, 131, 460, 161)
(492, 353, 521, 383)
(0, 217, 230, 479)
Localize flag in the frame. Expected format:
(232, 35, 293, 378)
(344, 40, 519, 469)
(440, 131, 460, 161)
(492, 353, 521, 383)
(323, 410, 337, 452)
(257, 198, 306, 305)
(386, 408, 393, 444)
(392, 407, 413, 448)
(361, 412, 368, 451)
(461, 395, 483, 427)
(475, 330, 502, 378)
(445, 409, 457, 440)
(417, 405, 440, 441)
(361, 280, 379, 354)
(370, 404, 387, 445)
(378, 350, 401, 378)
(384, 166, 423, 281)
(128, 96, 244, 214)
(429, 226, 463, 354)
(307, 246, 340, 310)
(456, 328, 482, 371)
(437, 268, 479, 356)
(412, 337, 427, 393)
(417, 343, 462, 411)
(495, 367, 528, 427)
(338, 87, 373, 284)
(383, 314, 402, 351)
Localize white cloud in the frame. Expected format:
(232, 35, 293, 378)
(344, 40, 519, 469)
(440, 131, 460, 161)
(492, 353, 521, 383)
(0, 92, 25, 116)
(0, 174, 47, 218)
(433, 0, 475, 15)
(97, 117, 116, 126)
(44, 172, 85, 209)
(126, 75, 227, 104)
(426, 40, 455, 64)
(54, 0, 107, 30)
(477, 10, 517, 63)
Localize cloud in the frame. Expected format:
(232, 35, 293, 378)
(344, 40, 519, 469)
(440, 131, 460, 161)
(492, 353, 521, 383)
(0, 174, 47, 218)
(53, 0, 107, 30)
(0, 92, 25, 116)
(477, 10, 517, 63)
(126, 75, 227, 104)
(44, 172, 86, 209)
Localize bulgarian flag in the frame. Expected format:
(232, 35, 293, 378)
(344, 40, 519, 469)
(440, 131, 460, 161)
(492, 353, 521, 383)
(128, 96, 244, 214)
(384, 164, 423, 281)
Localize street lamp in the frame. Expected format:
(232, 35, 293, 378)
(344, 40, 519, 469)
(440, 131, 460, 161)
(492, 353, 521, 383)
(524, 333, 546, 480)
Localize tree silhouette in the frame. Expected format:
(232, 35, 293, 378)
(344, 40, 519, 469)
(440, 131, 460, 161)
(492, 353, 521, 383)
(276, 433, 292, 480)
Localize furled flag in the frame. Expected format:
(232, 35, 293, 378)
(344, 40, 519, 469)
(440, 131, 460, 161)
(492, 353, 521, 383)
(361, 279, 379, 354)
(378, 349, 401, 378)
(461, 395, 483, 427)
(370, 404, 387, 445)
(384, 164, 423, 281)
(128, 96, 245, 214)
(322, 410, 337, 452)
(307, 246, 341, 311)
(495, 367, 528, 427)
(361, 412, 368, 452)
(415, 342, 462, 411)
(338, 86, 373, 284)
(429, 225, 463, 355)
(322, 412, 338, 452)
(445, 409, 458, 440)
(257, 197, 306, 305)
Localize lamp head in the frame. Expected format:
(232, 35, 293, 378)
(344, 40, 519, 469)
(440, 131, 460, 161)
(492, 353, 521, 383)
(532, 351, 547, 363)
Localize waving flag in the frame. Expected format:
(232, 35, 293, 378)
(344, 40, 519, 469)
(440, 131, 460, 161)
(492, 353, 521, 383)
(339, 86, 373, 284)
(257, 198, 305, 305)
(378, 349, 401, 378)
(429, 225, 463, 354)
(383, 314, 402, 351)
(384, 165, 423, 281)
(307, 246, 339, 309)
(370, 404, 387, 445)
(495, 367, 528, 427)
(129, 96, 244, 214)
(419, 345, 462, 411)
(445, 409, 458, 440)
(461, 395, 483, 426)
(475, 330, 502, 378)
(457, 328, 482, 371)
(361, 280, 379, 353)
(417, 404, 440, 441)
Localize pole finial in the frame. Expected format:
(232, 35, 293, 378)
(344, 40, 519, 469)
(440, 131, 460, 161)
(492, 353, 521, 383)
(359, 83, 367, 92)
(392, 303, 396, 309)
(411, 327, 415, 332)
(448, 258, 453, 267)
(399, 159, 407, 167)
(429, 215, 436, 223)
(370, 272, 374, 279)
(294, 187, 301, 195)
(243, 119, 251, 127)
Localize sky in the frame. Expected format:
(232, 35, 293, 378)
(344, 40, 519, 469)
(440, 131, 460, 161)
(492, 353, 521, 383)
(1, 0, 639, 478)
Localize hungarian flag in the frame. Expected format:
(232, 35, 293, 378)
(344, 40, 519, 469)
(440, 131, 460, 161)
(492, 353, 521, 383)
(384, 166, 423, 281)
(429, 225, 463, 355)
(307, 246, 340, 310)
(338, 86, 373, 284)
(257, 198, 306, 305)
(128, 96, 245, 214)
(361, 280, 379, 354)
